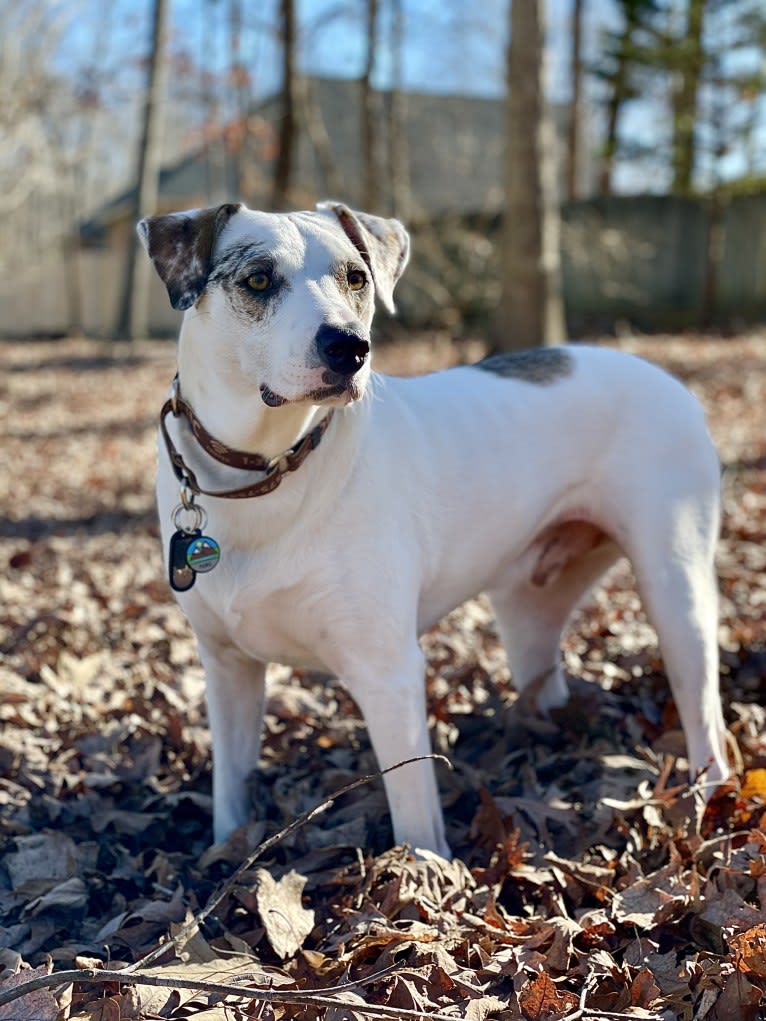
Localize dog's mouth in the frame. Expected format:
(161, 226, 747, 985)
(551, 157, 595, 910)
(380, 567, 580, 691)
(260, 385, 288, 407)
(260, 373, 363, 407)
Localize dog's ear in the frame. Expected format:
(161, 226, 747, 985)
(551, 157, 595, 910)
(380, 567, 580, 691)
(317, 202, 409, 314)
(137, 203, 242, 310)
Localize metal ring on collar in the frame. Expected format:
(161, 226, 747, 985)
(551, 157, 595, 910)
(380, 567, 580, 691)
(172, 502, 207, 533)
(266, 452, 290, 475)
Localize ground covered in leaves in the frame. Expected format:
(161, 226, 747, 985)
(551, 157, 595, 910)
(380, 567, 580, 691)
(1, 332, 765, 1021)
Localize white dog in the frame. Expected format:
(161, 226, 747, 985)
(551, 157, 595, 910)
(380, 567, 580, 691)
(139, 201, 728, 857)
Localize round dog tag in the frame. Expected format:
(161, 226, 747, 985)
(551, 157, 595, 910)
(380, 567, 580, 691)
(185, 535, 221, 573)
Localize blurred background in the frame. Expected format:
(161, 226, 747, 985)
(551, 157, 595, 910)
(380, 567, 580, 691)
(1, 0, 765, 342)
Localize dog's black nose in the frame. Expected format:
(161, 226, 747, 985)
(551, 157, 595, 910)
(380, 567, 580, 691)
(315, 323, 369, 376)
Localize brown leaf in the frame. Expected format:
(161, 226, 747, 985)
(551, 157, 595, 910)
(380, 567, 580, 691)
(518, 972, 579, 1020)
(544, 918, 581, 973)
(707, 969, 763, 1020)
(0, 963, 58, 1021)
(629, 967, 661, 1008)
(611, 856, 687, 928)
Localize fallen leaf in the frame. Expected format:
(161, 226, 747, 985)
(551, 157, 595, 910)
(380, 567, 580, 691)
(741, 769, 766, 801)
(0, 962, 58, 1021)
(5, 833, 79, 896)
(707, 969, 763, 1020)
(253, 869, 315, 960)
(729, 923, 766, 978)
(24, 877, 88, 917)
(518, 972, 579, 1019)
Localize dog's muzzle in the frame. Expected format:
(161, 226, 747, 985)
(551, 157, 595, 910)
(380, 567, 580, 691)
(315, 323, 370, 380)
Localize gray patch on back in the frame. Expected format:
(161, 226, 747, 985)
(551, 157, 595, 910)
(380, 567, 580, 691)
(473, 348, 573, 385)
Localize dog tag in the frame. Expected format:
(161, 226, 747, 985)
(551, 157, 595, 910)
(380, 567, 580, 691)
(169, 529, 199, 592)
(186, 535, 221, 573)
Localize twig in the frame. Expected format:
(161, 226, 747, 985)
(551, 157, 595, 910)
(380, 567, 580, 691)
(0, 966, 462, 1020)
(127, 753, 450, 971)
(0, 966, 667, 1020)
(562, 1011, 665, 1021)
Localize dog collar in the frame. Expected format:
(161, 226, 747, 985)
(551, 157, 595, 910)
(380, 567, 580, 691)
(160, 377, 334, 500)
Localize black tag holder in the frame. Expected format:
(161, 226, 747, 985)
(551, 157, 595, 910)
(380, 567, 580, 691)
(168, 493, 221, 593)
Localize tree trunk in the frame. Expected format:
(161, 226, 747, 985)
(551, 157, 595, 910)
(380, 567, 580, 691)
(116, 0, 168, 340)
(598, 2, 640, 197)
(566, 0, 584, 201)
(228, 0, 246, 199)
(387, 0, 410, 220)
(494, 0, 566, 351)
(671, 0, 706, 195)
(272, 0, 297, 210)
(362, 0, 380, 211)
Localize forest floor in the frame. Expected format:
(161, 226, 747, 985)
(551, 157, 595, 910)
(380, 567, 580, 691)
(1, 330, 765, 1021)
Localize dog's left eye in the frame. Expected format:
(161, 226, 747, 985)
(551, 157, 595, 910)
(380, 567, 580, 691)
(347, 268, 367, 292)
(246, 271, 271, 292)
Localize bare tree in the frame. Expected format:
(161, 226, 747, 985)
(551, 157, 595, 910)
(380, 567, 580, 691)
(116, 0, 169, 339)
(670, 0, 706, 195)
(566, 0, 584, 201)
(362, 0, 381, 210)
(597, 0, 656, 196)
(272, 0, 297, 209)
(387, 0, 410, 220)
(493, 0, 565, 351)
(228, 0, 246, 199)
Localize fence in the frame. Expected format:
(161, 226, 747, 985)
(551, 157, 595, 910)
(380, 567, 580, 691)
(1, 194, 764, 339)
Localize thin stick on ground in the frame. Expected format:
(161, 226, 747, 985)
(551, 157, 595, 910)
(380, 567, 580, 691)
(126, 753, 451, 972)
(0, 966, 665, 1020)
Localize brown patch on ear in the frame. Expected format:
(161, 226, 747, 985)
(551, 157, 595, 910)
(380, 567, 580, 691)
(317, 202, 409, 314)
(137, 202, 241, 310)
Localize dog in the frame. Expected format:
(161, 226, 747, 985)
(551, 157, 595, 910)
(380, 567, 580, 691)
(138, 201, 728, 857)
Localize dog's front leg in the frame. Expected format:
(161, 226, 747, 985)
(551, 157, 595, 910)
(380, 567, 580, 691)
(346, 644, 450, 858)
(197, 640, 267, 844)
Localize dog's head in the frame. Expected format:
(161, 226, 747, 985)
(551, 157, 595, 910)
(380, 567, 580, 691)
(137, 202, 409, 407)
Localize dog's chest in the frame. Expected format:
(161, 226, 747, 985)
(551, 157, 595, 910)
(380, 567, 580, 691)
(189, 545, 333, 671)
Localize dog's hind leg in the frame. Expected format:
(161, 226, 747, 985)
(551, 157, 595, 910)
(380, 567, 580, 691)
(623, 505, 728, 794)
(198, 640, 267, 844)
(489, 525, 622, 713)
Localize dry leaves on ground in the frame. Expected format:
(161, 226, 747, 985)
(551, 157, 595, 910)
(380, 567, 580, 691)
(0, 331, 765, 1020)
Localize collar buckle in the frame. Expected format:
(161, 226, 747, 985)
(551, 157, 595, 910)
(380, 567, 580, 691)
(266, 452, 291, 476)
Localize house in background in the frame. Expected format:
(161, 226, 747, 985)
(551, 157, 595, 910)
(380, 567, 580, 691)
(28, 75, 578, 338)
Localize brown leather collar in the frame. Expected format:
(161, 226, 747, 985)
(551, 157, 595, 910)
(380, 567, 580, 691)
(160, 378, 334, 500)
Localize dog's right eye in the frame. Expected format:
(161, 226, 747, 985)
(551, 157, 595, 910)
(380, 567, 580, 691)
(246, 271, 271, 292)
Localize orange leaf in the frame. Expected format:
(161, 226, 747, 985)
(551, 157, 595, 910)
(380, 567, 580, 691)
(740, 769, 766, 801)
(519, 972, 579, 1020)
(729, 923, 766, 978)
